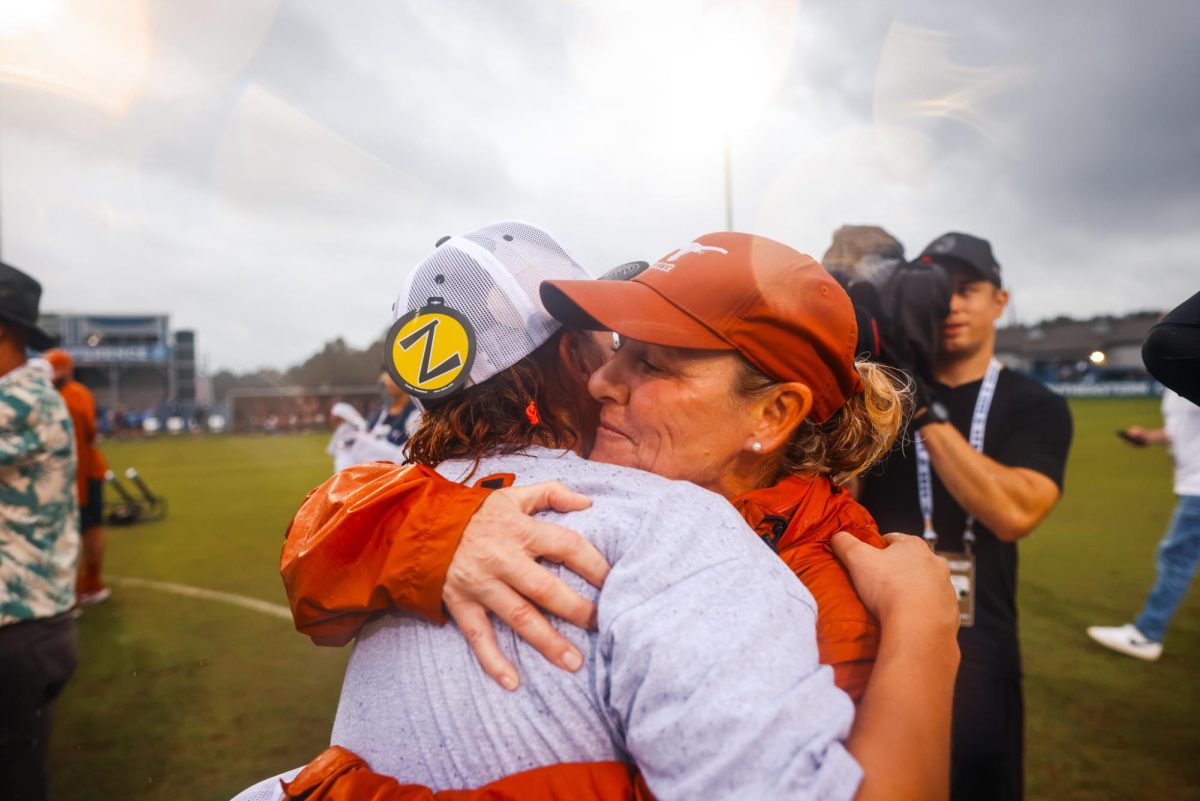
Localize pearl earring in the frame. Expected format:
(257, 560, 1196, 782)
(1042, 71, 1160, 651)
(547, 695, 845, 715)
(751, 442, 763, 453)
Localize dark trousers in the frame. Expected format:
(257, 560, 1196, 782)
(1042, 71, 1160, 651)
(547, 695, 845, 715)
(0, 613, 79, 801)
(950, 664, 1024, 801)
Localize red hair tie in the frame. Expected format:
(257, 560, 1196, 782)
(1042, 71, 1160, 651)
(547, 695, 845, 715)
(525, 400, 541, 426)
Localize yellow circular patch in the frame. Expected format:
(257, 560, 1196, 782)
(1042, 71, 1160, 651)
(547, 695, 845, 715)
(386, 303, 476, 399)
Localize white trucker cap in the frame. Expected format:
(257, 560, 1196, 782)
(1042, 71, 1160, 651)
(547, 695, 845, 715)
(387, 221, 591, 406)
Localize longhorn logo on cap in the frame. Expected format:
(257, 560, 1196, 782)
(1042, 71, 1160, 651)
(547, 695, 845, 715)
(665, 242, 730, 263)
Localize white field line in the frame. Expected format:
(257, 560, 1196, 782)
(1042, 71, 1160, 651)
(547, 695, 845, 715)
(108, 576, 292, 620)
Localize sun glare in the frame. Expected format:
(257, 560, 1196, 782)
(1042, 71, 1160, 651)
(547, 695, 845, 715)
(0, 0, 150, 115)
(0, 0, 62, 36)
(570, 0, 797, 154)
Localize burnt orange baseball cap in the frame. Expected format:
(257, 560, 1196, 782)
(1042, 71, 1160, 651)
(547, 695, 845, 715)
(540, 232, 864, 423)
(45, 348, 73, 374)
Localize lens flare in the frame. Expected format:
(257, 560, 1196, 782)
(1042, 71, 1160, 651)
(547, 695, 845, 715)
(0, 0, 150, 115)
(570, 0, 798, 154)
(0, 0, 282, 115)
(873, 22, 1026, 157)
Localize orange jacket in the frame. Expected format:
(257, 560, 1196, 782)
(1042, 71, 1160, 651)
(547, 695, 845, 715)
(281, 462, 493, 645)
(279, 746, 652, 801)
(282, 464, 882, 701)
(730, 476, 884, 702)
(56, 379, 108, 505)
(280, 467, 882, 800)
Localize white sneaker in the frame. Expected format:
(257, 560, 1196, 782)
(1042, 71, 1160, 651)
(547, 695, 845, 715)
(78, 586, 112, 606)
(1087, 623, 1163, 661)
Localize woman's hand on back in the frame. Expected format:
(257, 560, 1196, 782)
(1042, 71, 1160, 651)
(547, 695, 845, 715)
(833, 531, 960, 801)
(443, 481, 611, 691)
(831, 531, 959, 641)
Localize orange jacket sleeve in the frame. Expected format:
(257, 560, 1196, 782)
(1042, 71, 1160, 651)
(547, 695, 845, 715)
(59, 381, 98, 505)
(75, 384, 108, 482)
(280, 746, 435, 800)
(736, 476, 884, 704)
(776, 522, 883, 704)
(281, 462, 492, 646)
(279, 746, 653, 801)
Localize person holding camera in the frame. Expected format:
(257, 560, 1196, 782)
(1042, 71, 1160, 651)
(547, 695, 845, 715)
(859, 233, 1073, 801)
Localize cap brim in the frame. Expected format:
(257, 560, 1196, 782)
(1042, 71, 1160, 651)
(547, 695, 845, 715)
(28, 327, 55, 351)
(541, 279, 731, 351)
(922, 255, 1001, 287)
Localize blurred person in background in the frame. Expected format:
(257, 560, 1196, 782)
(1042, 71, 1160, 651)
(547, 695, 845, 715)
(364, 369, 421, 450)
(46, 348, 111, 605)
(1088, 388, 1200, 660)
(858, 233, 1073, 801)
(325, 400, 368, 472)
(821, 224, 907, 363)
(328, 370, 421, 470)
(822, 223, 906, 281)
(191, 405, 208, 437)
(0, 263, 81, 800)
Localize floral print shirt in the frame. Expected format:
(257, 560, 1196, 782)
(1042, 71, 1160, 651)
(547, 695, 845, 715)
(0, 361, 79, 625)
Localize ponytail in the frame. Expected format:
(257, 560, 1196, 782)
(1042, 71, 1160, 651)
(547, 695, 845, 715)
(737, 358, 912, 486)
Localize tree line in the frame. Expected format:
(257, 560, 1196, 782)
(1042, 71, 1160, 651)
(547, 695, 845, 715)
(210, 336, 386, 403)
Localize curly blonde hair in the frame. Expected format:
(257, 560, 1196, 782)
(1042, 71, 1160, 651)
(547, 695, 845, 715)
(736, 358, 912, 486)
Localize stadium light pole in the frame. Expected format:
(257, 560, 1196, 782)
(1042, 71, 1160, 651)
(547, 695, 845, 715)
(724, 138, 734, 231)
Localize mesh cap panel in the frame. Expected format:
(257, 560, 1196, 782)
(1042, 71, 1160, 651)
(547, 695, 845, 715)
(395, 221, 590, 397)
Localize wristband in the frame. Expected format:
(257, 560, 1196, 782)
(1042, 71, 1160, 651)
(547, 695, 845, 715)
(911, 400, 950, 431)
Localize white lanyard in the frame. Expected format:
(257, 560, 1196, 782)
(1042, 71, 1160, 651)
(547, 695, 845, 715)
(371, 416, 391, 438)
(916, 358, 1002, 551)
(371, 407, 401, 439)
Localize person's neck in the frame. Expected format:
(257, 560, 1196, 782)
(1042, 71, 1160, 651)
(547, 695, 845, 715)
(935, 341, 995, 388)
(530, 398, 586, 457)
(0, 346, 27, 379)
(711, 456, 781, 501)
(387, 398, 408, 415)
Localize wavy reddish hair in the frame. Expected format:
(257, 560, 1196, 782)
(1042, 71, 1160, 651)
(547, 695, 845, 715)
(404, 329, 599, 469)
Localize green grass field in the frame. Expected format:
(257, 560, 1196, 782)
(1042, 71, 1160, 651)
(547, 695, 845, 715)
(51, 398, 1200, 800)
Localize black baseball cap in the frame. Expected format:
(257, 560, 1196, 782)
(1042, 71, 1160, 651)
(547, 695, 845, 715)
(918, 232, 1002, 288)
(0, 262, 54, 350)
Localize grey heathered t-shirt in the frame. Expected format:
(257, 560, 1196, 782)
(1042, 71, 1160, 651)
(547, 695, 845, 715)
(329, 447, 861, 800)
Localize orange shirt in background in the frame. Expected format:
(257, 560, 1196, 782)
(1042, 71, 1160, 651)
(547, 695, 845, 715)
(57, 379, 106, 505)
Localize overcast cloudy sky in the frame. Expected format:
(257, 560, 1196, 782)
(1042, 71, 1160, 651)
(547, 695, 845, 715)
(1, 0, 1197, 372)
